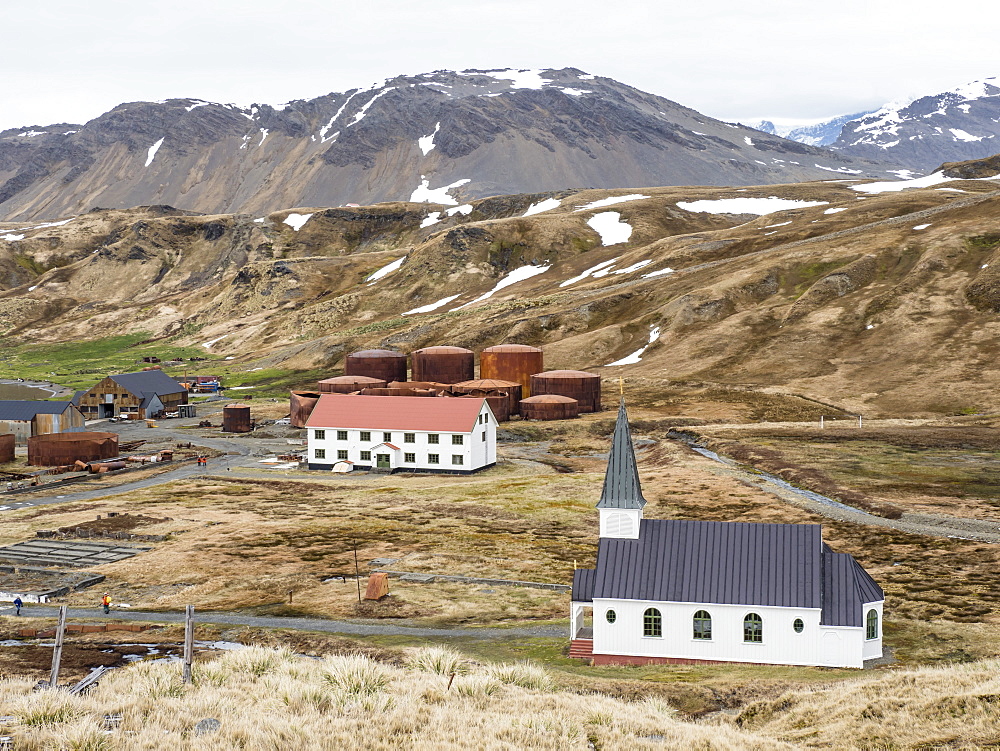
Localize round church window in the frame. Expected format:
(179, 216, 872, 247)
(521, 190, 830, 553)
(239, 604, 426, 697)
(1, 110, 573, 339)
(793, 618, 804, 633)
(606, 609, 617, 624)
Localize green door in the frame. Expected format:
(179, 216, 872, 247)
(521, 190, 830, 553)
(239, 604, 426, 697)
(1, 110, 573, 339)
(376, 454, 390, 468)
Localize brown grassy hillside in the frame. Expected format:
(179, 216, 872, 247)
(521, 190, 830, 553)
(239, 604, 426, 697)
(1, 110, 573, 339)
(2, 171, 1000, 415)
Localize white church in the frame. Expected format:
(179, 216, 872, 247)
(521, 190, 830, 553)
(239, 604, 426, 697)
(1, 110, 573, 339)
(570, 400, 884, 669)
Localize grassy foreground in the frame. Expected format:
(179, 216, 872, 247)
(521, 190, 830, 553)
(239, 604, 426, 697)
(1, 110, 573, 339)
(3, 645, 1000, 749)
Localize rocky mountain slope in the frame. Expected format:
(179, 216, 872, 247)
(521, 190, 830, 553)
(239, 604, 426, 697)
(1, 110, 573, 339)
(0, 68, 893, 222)
(3, 157, 1000, 416)
(831, 77, 1000, 170)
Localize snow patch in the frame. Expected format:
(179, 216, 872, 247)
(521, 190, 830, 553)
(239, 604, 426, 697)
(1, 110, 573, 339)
(202, 335, 228, 349)
(523, 198, 561, 217)
(587, 212, 633, 246)
(420, 212, 442, 228)
(613, 260, 652, 275)
(446, 204, 473, 216)
(1, 233, 24, 241)
(410, 176, 470, 206)
(402, 294, 461, 315)
(258, 128, 269, 146)
(574, 194, 649, 211)
(559, 258, 619, 287)
(559, 88, 591, 96)
(253, 217, 265, 223)
(606, 326, 661, 366)
(814, 164, 862, 174)
(463, 68, 551, 89)
(27, 285, 37, 291)
(642, 266, 675, 279)
(764, 221, 792, 228)
(283, 213, 314, 231)
(418, 122, 441, 155)
(457, 264, 551, 309)
(144, 138, 164, 167)
(852, 172, 956, 194)
(824, 207, 848, 214)
(676, 197, 828, 215)
(950, 128, 983, 142)
(744, 136, 754, 146)
(185, 100, 210, 112)
(348, 87, 395, 127)
(366, 256, 405, 283)
(912, 224, 931, 230)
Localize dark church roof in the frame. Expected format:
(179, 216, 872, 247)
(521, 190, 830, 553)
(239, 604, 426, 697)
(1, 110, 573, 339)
(0, 401, 76, 421)
(576, 519, 883, 627)
(596, 399, 646, 510)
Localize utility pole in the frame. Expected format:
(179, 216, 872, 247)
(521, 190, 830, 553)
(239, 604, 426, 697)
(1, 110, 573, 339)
(49, 605, 67, 688)
(182, 605, 194, 684)
(354, 540, 362, 602)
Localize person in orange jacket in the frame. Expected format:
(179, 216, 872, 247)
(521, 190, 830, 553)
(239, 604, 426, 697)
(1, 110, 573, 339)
(101, 592, 111, 614)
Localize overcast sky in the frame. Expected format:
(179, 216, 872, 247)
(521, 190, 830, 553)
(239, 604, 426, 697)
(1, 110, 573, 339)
(2, 0, 998, 132)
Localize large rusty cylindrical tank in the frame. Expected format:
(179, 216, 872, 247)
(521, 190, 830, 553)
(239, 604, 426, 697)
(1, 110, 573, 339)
(519, 395, 580, 420)
(345, 349, 408, 383)
(411, 346, 474, 384)
(290, 391, 321, 428)
(27, 431, 119, 466)
(530, 370, 602, 412)
(222, 404, 253, 433)
(452, 379, 522, 417)
(480, 344, 544, 397)
(0, 433, 14, 463)
(318, 375, 387, 394)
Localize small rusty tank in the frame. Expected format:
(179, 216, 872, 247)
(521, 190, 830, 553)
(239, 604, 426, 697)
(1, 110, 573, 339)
(530, 370, 602, 412)
(222, 404, 252, 433)
(318, 375, 387, 394)
(519, 394, 580, 420)
(345, 349, 408, 383)
(0, 433, 14, 463)
(451, 378, 522, 418)
(411, 346, 474, 384)
(480, 344, 544, 397)
(289, 391, 321, 428)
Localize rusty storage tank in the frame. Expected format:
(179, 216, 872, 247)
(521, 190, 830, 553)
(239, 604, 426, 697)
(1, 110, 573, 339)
(222, 404, 252, 433)
(290, 391, 321, 428)
(530, 370, 602, 413)
(411, 346, 474, 384)
(452, 379, 522, 418)
(387, 381, 450, 394)
(0, 433, 14, 463)
(27, 431, 119, 466)
(345, 349, 408, 383)
(480, 344, 544, 397)
(318, 375, 387, 394)
(520, 395, 580, 420)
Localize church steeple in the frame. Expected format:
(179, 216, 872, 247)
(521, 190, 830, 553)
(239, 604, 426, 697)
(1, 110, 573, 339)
(597, 399, 645, 538)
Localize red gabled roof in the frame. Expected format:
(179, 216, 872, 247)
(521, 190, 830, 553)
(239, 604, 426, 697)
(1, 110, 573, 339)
(306, 395, 486, 433)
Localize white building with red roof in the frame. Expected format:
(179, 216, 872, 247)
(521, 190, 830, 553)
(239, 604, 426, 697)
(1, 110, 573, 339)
(304, 394, 497, 473)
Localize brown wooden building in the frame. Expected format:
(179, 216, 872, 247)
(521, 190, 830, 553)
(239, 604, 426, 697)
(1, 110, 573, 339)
(75, 371, 187, 420)
(0, 401, 87, 445)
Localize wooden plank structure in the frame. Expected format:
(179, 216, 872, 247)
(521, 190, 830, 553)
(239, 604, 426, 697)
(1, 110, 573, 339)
(364, 572, 390, 600)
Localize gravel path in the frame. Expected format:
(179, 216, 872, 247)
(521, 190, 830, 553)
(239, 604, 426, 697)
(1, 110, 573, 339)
(2, 606, 566, 640)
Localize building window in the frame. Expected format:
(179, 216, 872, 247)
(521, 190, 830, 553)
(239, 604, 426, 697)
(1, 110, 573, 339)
(606, 609, 617, 624)
(404, 433, 415, 444)
(452, 435, 464, 445)
(404, 452, 416, 463)
(481, 431, 486, 442)
(428, 454, 440, 464)
(693, 610, 712, 640)
(866, 609, 879, 640)
(452, 455, 464, 466)
(314, 449, 326, 459)
(643, 608, 662, 637)
(337, 450, 348, 460)
(744, 613, 763, 643)
(360, 431, 371, 442)
(428, 434, 439, 444)
(314, 430, 326, 440)
(360, 451, 371, 462)
(383, 432, 392, 442)
(793, 618, 804, 633)
(336, 430, 348, 441)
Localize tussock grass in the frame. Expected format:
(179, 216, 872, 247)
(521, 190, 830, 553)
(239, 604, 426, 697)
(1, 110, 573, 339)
(0, 648, 785, 750)
(406, 646, 470, 675)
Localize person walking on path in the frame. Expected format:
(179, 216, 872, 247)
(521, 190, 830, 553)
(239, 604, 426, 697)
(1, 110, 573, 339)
(101, 592, 111, 615)
(13, 596, 22, 615)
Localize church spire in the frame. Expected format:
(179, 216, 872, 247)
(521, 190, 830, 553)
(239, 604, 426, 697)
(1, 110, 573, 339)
(596, 398, 647, 510)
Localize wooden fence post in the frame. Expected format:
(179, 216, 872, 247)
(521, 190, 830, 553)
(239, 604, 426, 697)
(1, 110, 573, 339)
(354, 541, 362, 603)
(182, 605, 194, 684)
(49, 605, 67, 688)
